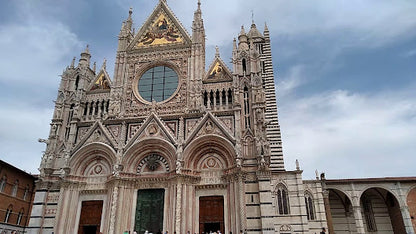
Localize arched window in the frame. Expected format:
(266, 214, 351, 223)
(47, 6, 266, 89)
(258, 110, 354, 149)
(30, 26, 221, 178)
(23, 185, 29, 200)
(242, 58, 247, 73)
(17, 208, 24, 225)
(275, 184, 290, 215)
(12, 180, 18, 196)
(0, 175, 6, 192)
(304, 192, 315, 220)
(4, 205, 13, 223)
(75, 75, 80, 90)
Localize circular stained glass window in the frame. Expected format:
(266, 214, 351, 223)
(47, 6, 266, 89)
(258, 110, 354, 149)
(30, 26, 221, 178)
(138, 66, 179, 102)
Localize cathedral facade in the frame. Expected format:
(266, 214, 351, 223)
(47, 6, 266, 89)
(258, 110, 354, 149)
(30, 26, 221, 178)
(26, 1, 416, 234)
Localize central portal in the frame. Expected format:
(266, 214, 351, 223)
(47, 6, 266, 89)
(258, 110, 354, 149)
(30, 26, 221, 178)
(199, 196, 224, 234)
(135, 189, 165, 233)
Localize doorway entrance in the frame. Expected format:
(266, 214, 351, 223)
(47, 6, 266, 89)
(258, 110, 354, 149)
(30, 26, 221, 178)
(134, 189, 165, 233)
(78, 200, 103, 234)
(199, 196, 224, 234)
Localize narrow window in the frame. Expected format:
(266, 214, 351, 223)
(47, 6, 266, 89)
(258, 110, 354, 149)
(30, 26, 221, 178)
(275, 185, 290, 215)
(23, 185, 29, 200)
(203, 91, 208, 107)
(12, 180, 18, 196)
(244, 86, 251, 128)
(242, 58, 247, 73)
(83, 102, 88, 115)
(0, 176, 7, 192)
(4, 205, 12, 223)
(17, 208, 24, 225)
(75, 75, 80, 90)
(261, 61, 266, 74)
(228, 89, 233, 105)
(304, 193, 315, 220)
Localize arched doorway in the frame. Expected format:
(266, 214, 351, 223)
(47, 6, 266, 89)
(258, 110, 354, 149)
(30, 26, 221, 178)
(328, 189, 356, 233)
(360, 188, 406, 233)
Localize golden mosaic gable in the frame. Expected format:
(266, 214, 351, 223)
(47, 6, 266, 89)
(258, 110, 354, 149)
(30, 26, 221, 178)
(135, 11, 184, 48)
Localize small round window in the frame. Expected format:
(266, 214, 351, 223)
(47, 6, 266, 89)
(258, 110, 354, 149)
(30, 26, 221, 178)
(138, 66, 179, 102)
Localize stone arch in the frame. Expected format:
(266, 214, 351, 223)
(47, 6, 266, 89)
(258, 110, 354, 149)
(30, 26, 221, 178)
(70, 142, 117, 176)
(360, 187, 406, 234)
(183, 135, 236, 170)
(328, 188, 357, 233)
(123, 138, 176, 174)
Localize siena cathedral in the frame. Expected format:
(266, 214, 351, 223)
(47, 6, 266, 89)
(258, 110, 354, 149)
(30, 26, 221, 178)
(26, 1, 416, 234)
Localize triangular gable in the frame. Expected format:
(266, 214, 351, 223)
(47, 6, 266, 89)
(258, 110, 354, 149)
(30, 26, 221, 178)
(185, 112, 235, 147)
(72, 121, 118, 153)
(204, 56, 232, 83)
(129, 1, 191, 50)
(124, 112, 177, 150)
(88, 68, 112, 93)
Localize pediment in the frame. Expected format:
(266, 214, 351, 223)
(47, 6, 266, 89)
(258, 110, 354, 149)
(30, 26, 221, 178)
(125, 112, 177, 150)
(185, 112, 235, 147)
(87, 68, 112, 93)
(72, 121, 118, 153)
(128, 1, 191, 50)
(204, 57, 233, 83)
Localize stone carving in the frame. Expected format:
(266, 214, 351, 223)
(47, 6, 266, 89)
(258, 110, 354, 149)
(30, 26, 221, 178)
(137, 154, 170, 173)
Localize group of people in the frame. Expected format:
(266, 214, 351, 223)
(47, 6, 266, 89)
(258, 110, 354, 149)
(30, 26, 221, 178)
(128, 228, 326, 234)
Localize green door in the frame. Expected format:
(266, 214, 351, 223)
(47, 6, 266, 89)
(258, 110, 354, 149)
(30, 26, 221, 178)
(134, 189, 165, 233)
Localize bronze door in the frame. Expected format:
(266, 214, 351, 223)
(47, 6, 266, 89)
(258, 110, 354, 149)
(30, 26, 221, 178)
(78, 200, 103, 234)
(199, 196, 224, 234)
(134, 189, 165, 233)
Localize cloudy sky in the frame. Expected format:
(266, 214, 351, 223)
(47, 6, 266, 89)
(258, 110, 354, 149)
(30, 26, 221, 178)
(0, 0, 415, 179)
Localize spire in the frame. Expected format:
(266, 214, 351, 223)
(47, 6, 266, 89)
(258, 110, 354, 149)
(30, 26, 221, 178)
(125, 7, 133, 32)
(248, 20, 263, 39)
(70, 57, 76, 68)
(233, 38, 237, 51)
(192, 0, 205, 43)
(101, 58, 107, 70)
(93, 61, 96, 72)
(264, 22, 270, 39)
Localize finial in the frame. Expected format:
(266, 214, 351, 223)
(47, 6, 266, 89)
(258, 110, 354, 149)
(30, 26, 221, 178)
(93, 62, 96, 72)
(215, 46, 220, 57)
(295, 159, 300, 170)
(240, 25, 246, 35)
(129, 7, 133, 16)
(251, 10, 254, 24)
(264, 22, 269, 32)
(102, 58, 107, 70)
(85, 44, 90, 54)
(198, 0, 201, 9)
(315, 170, 319, 180)
(71, 57, 76, 68)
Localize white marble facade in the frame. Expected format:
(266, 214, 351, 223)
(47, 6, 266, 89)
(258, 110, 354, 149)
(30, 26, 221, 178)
(26, 1, 415, 234)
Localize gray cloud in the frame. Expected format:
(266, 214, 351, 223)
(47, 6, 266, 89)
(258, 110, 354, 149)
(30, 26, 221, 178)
(280, 86, 416, 179)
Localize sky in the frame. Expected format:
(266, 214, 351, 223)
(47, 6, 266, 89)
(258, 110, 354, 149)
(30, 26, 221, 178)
(0, 0, 415, 179)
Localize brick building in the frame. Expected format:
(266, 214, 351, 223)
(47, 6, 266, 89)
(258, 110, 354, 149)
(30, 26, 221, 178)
(0, 160, 36, 233)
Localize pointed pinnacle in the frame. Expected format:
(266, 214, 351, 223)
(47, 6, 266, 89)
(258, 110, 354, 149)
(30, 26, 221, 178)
(215, 46, 220, 57)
